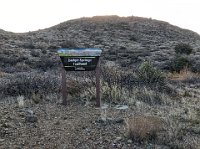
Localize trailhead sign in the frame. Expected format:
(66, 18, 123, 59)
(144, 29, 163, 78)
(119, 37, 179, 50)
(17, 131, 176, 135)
(58, 48, 102, 71)
(58, 48, 102, 106)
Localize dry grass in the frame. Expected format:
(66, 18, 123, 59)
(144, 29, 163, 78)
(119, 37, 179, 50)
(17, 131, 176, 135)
(0, 70, 7, 78)
(82, 80, 129, 103)
(168, 68, 198, 81)
(126, 115, 165, 143)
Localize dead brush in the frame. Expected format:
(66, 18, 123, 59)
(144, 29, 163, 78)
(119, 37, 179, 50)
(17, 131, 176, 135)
(126, 115, 165, 143)
(82, 80, 129, 103)
(0, 70, 7, 78)
(168, 68, 197, 81)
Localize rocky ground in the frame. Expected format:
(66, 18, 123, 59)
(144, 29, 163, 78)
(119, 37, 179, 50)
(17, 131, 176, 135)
(0, 99, 131, 149)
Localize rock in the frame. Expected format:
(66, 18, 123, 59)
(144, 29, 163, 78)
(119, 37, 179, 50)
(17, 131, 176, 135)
(115, 105, 128, 110)
(114, 118, 124, 124)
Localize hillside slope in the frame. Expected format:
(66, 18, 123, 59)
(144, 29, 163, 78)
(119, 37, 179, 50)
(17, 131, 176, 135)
(1, 15, 200, 72)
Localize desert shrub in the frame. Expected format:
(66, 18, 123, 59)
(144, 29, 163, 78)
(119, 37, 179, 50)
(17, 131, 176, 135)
(174, 43, 193, 55)
(30, 49, 40, 57)
(31, 92, 43, 104)
(67, 80, 84, 96)
(82, 80, 129, 103)
(22, 41, 35, 49)
(190, 58, 200, 73)
(119, 46, 126, 50)
(129, 35, 137, 41)
(101, 65, 138, 89)
(0, 54, 27, 66)
(35, 42, 49, 50)
(120, 59, 131, 67)
(60, 40, 77, 48)
(137, 61, 165, 85)
(126, 116, 165, 143)
(15, 62, 31, 72)
(2, 67, 18, 73)
(104, 54, 117, 61)
(135, 87, 164, 105)
(0, 71, 61, 97)
(25, 55, 60, 71)
(169, 56, 191, 72)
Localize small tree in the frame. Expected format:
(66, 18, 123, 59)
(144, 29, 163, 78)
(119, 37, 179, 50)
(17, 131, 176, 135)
(170, 55, 191, 72)
(174, 43, 193, 55)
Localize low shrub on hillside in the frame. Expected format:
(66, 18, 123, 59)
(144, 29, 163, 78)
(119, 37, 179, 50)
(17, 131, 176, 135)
(137, 61, 165, 85)
(0, 54, 27, 67)
(134, 87, 164, 105)
(0, 71, 61, 97)
(60, 40, 78, 48)
(190, 58, 200, 73)
(25, 55, 60, 71)
(169, 55, 191, 72)
(174, 43, 193, 55)
(21, 41, 35, 49)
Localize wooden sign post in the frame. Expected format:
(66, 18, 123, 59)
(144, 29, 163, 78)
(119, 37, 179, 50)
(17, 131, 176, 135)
(61, 68, 67, 105)
(58, 48, 102, 107)
(95, 60, 101, 107)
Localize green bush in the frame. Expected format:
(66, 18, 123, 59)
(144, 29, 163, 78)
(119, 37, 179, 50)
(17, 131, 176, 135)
(174, 43, 193, 55)
(22, 41, 35, 49)
(137, 61, 165, 85)
(170, 56, 191, 72)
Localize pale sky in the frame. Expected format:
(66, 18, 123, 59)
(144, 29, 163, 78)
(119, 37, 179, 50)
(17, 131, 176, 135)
(0, 0, 200, 34)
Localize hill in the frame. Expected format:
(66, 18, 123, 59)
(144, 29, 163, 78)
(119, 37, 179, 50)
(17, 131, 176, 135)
(1, 15, 200, 72)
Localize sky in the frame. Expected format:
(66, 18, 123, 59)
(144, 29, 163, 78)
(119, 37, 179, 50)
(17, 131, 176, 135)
(0, 0, 200, 34)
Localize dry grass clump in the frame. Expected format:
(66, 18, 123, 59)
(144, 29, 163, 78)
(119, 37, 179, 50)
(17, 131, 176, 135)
(134, 87, 165, 105)
(0, 70, 7, 78)
(126, 116, 165, 143)
(168, 68, 195, 81)
(82, 80, 129, 103)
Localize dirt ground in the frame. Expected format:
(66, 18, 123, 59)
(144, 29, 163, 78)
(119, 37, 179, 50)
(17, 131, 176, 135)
(0, 88, 199, 149)
(0, 98, 140, 149)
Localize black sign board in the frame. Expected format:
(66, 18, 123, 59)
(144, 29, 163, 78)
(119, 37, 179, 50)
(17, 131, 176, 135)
(58, 48, 102, 71)
(60, 56, 100, 71)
